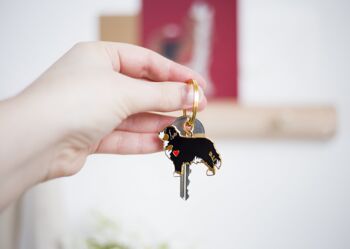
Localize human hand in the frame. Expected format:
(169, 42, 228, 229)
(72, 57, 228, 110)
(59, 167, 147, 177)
(1, 42, 207, 186)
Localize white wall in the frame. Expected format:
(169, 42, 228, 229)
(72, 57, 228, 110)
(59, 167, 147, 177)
(0, 0, 350, 248)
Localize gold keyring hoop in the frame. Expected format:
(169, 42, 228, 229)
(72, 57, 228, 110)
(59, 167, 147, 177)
(182, 79, 199, 127)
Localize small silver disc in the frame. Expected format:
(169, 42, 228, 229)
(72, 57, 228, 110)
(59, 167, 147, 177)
(171, 115, 205, 137)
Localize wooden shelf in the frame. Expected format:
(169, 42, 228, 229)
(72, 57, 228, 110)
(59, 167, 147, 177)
(169, 100, 337, 140)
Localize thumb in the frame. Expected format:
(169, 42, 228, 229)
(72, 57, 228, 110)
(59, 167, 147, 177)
(125, 79, 207, 114)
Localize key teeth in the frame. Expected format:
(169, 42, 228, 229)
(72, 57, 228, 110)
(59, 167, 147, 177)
(185, 166, 191, 200)
(185, 188, 189, 200)
(180, 164, 191, 201)
(186, 167, 191, 187)
(184, 188, 189, 201)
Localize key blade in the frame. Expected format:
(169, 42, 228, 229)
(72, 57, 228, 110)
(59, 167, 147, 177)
(180, 164, 191, 200)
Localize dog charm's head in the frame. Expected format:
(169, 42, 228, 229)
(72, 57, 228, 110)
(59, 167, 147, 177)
(158, 126, 180, 142)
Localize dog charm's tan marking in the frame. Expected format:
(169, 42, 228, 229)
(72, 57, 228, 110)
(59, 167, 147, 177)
(165, 144, 173, 151)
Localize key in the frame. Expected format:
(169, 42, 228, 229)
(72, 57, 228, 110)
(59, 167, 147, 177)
(167, 115, 205, 200)
(159, 115, 221, 200)
(173, 116, 204, 200)
(180, 163, 191, 200)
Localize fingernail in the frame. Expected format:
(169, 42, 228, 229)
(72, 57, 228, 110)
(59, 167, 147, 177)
(183, 84, 204, 108)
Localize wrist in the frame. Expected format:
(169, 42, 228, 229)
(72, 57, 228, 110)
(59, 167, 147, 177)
(0, 89, 73, 208)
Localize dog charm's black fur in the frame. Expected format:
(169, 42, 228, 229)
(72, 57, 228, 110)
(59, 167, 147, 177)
(159, 126, 221, 175)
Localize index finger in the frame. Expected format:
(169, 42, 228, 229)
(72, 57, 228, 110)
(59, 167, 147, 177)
(102, 42, 207, 89)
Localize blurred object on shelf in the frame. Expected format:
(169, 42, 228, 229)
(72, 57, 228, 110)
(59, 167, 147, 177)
(142, 0, 237, 99)
(100, 15, 139, 45)
(99, 0, 238, 99)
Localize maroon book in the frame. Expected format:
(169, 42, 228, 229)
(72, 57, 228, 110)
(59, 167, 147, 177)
(142, 0, 238, 99)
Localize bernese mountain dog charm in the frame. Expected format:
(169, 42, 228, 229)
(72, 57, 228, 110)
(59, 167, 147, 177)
(159, 115, 222, 200)
(158, 79, 222, 200)
(159, 118, 222, 176)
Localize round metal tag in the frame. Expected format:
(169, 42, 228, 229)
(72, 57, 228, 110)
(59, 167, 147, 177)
(171, 115, 205, 137)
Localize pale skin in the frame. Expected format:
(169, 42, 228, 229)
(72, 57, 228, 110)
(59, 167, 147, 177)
(0, 42, 207, 210)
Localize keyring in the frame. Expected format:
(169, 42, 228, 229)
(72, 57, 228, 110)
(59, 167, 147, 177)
(182, 79, 199, 129)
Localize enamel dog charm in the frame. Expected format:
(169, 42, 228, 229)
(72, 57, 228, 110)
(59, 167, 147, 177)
(158, 79, 222, 200)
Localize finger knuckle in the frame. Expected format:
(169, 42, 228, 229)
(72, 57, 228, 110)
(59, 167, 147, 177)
(141, 50, 169, 80)
(158, 85, 173, 110)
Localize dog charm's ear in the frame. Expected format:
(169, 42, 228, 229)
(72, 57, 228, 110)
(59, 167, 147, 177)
(168, 126, 179, 140)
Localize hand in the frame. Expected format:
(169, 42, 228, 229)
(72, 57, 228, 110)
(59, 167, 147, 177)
(0, 42, 206, 208)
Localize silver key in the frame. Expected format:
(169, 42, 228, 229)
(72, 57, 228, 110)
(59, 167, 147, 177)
(172, 115, 205, 200)
(180, 163, 191, 200)
(159, 114, 222, 201)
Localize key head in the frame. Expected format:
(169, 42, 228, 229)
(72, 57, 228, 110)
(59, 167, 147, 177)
(159, 126, 221, 175)
(171, 115, 205, 137)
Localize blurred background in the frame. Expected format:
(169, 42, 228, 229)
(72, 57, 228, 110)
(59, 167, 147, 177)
(0, 0, 350, 248)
